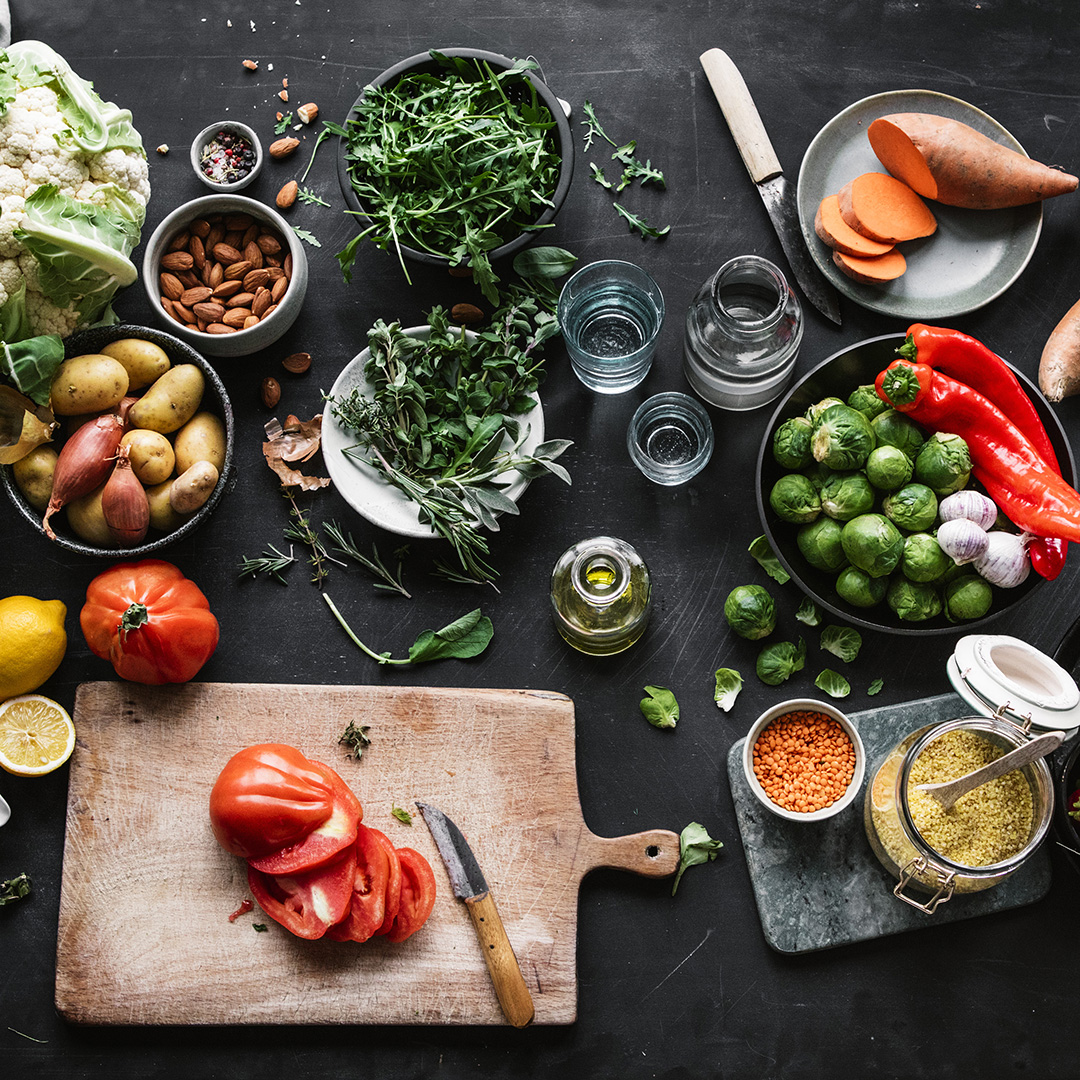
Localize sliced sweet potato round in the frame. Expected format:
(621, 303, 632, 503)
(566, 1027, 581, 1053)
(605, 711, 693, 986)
(814, 194, 895, 257)
(832, 248, 907, 285)
(837, 173, 937, 244)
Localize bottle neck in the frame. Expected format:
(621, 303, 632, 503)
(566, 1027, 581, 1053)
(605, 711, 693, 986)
(709, 255, 788, 336)
(570, 548, 631, 609)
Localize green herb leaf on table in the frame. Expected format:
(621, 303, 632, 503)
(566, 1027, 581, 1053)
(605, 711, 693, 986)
(590, 162, 613, 189)
(617, 157, 665, 191)
(795, 597, 823, 626)
(291, 226, 321, 247)
(815, 669, 852, 699)
(613, 202, 670, 239)
(511, 246, 578, 281)
(581, 100, 616, 150)
(324, 520, 410, 597)
(640, 685, 679, 729)
(671, 823, 723, 896)
(756, 638, 806, 686)
(748, 535, 790, 584)
(274, 112, 293, 133)
(867, 678, 884, 696)
(0, 872, 31, 906)
(298, 186, 329, 207)
(253, 923, 268, 932)
(391, 805, 413, 825)
(713, 668, 743, 713)
(820, 625, 862, 663)
(237, 543, 296, 584)
(339, 721, 371, 760)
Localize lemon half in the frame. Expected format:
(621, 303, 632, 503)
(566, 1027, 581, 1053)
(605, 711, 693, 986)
(0, 695, 76, 776)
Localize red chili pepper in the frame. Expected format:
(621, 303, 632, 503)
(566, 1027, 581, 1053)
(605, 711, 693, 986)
(876, 360, 1080, 543)
(898, 325, 1068, 578)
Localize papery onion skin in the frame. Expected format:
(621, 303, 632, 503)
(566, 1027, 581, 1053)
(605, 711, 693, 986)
(939, 489, 999, 532)
(974, 530, 1032, 588)
(936, 517, 990, 565)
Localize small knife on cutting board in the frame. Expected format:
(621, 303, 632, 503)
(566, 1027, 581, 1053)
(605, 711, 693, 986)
(699, 47, 842, 326)
(417, 801, 535, 1028)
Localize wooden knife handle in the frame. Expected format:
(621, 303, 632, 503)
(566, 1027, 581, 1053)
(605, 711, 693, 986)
(581, 828, 681, 879)
(465, 891, 535, 1028)
(699, 47, 782, 184)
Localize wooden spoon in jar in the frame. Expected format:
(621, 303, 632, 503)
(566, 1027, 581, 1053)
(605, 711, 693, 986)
(914, 730, 1065, 812)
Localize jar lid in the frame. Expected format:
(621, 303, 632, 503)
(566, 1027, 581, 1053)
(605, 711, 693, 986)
(947, 634, 1080, 732)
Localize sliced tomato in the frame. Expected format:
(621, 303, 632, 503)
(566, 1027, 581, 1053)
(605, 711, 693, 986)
(209, 743, 335, 859)
(247, 762, 362, 875)
(373, 828, 402, 936)
(326, 824, 392, 943)
(247, 843, 357, 940)
(383, 847, 437, 944)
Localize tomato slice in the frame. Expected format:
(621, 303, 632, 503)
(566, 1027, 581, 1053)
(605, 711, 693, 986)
(373, 828, 402, 936)
(209, 744, 335, 859)
(247, 843, 357, 940)
(326, 824, 392, 943)
(247, 762, 362, 875)
(383, 847, 437, 944)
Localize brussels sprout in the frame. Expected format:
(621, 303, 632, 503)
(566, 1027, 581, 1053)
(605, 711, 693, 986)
(724, 584, 777, 640)
(756, 638, 806, 686)
(871, 409, 925, 460)
(882, 483, 938, 533)
(802, 461, 835, 492)
(847, 384, 890, 421)
(944, 574, 994, 622)
(835, 566, 888, 608)
(914, 432, 972, 496)
(811, 404, 876, 470)
(886, 577, 943, 622)
(819, 471, 876, 521)
(769, 473, 821, 524)
(901, 532, 952, 583)
(797, 516, 848, 573)
(865, 445, 913, 491)
(840, 513, 904, 578)
(805, 396, 844, 426)
(772, 417, 814, 470)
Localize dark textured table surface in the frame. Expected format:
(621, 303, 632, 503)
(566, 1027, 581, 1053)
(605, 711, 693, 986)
(4, 2, 1080, 1077)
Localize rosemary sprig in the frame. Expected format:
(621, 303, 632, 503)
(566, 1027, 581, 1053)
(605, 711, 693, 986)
(237, 543, 296, 584)
(324, 520, 411, 597)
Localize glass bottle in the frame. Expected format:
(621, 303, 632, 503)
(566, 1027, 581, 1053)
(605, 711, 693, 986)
(550, 536, 651, 655)
(683, 255, 803, 411)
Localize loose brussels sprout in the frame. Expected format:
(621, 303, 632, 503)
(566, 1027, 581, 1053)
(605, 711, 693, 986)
(769, 473, 821, 524)
(886, 577, 943, 622)
(944, 574, 993, 622)
(840, 513, 904, 578)
(797, 516, 848, 573)
(819, 471, 876, 521)
(805, 396, 844, 426)
(871, 409, 925, 460)
(756, 638, 806, 686)
(835, 565, 888, 607)
(847, 384, 890, 421)
(865, 445, 913, 491)
(901, 532, 952, 583)
(914, 432, 972, 496)
(811, 404, 876, 470)
(882, 483, 938, 533)
(802, 461, 835, 492)
(724, 584, 777, 640)
(772, 417, 814, 470)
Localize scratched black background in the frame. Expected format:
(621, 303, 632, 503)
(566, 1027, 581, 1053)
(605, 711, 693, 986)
(3, 1, 1080, 1077)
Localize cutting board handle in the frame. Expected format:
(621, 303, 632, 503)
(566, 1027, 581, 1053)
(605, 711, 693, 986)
(581, 828, 680, 879)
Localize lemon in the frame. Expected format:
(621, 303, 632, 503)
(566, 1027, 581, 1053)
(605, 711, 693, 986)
(0, 595, 67, 700)
(0, 695, 76, 776)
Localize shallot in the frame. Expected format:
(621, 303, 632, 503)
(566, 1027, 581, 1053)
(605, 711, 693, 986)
(101, 444, 149, 546)
(936, 517, 990, 565)
(939, 490, 999, 531)
(974, 530, 1032, 588)
(41, 412, 124, 539)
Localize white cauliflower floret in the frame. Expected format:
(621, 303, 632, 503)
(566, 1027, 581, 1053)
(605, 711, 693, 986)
(87, 148, 150, 206)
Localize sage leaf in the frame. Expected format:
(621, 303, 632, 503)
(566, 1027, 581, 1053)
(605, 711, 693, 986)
(671, 822, 723, 896)
(640, 685, 679, 729)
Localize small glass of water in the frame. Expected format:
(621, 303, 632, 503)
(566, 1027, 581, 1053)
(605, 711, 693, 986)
(558, 260, 665, 394)
(627, 392, 714, 485)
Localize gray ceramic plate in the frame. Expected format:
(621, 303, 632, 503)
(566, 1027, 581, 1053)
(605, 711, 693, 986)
(796, 89, 1043, 319)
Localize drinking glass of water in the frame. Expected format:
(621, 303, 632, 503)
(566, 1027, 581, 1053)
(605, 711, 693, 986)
(557, 260, 665, 393)
(627, 392, 714, 485)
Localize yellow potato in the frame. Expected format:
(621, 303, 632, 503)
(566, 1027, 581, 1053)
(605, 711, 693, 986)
(145, 480, 188, 532)
(121, 429, 176, 486)
(174, 411, 226, 475)
(128, 364, 205, 434)
(12, 445, 59, 511)
(66, 483, 117, 546)
(169, 460, 219, 515)
(49, 354, 130, 416)
(100, 338, 171, 390)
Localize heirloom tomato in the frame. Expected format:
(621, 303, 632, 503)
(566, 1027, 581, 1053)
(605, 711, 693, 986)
(326, 824, 394, 943)
(382, 847, 437, 943)
(247, 844, 358, 940)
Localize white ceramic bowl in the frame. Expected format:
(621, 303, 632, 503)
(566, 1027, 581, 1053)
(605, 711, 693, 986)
(742, 697, 866, 823)
(189, 121, 264, 192)
(141, 193, 308, 358)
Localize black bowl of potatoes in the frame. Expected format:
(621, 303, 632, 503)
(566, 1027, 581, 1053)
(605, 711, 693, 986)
(755, 333, 1074, 635)
(1, 324, 234, 556)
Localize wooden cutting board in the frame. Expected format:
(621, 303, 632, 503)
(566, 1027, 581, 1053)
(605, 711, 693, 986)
(55, 682, 678, 1026)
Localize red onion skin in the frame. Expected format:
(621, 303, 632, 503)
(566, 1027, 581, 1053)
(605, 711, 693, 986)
(101, 444, 149, 546)
(42, 413, 124, 539)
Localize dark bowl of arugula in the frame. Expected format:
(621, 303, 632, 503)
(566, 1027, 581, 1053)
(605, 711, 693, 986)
(335, 48, 574, 304)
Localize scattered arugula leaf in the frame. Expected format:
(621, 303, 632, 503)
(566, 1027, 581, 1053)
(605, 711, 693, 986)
(323, 595, 494, 665)
(324, 520, 410, 597)
(339, 720, 372, 760)
(590, 162, 613, 189)
(748, 535, 790, 584)
(820, 625, 862, 663)
(298, 186, 330, 207)
(795, 597, 823, 626)
(274, 112, 293, 133)
(581, 100, 616, 150)
(391, 805, 414, 825)
(713, 668, 743, 713)
(640, 685, 679, 729)
(756, 638, 806, 686)
(868, 678, 884, 696)
(671, 822, 723, 896)
(292, 226, 321, 247)
(253, 923, 269, 932)
(0, 872, 31, 906)
(815, 669, 852, 698)
(617, 157, 665, 191)
(237, 543, 296, 584)
(613, 202, 670, 238)
(301, 123, 336, 183)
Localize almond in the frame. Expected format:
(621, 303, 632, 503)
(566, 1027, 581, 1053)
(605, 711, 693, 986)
(188, 234, 206, 271)
(251, 288, 273, 318)
(226, 291, 256, 309)
(207, 262, 225, 288)
(193, 301, 226, 323)
(261, 377, 282, 408)
(297, 102, 319, 125)
(191, 218, 212, 239)
(159, 273, 184, 301)
(276, 180, 299, 209)
(160, 250, 194, 272)
(222, 307, 252, 329)
(226, 213, 255, 231)
(282, 351, 312, 374)
(270, 275, 290, 303)
(451, 303, 485, 325)
(212, 242, 243, 264)
(180, 286, 213, 307)
(206, 323, 237, 335)
(211, 279, 244, 299)
(243, 240, 264, 269)
(168, 230, 191, 253)
(243, 315, 260, 329)
(243, 268, 270, 292)
(174, 302, 197, 325)
(224, 259, 253, 281)
(269, 136, 299, 159)
(257, 232, 283, 256)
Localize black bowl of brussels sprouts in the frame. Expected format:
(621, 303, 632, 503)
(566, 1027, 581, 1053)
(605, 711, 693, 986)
(756, 333, 1075, 635)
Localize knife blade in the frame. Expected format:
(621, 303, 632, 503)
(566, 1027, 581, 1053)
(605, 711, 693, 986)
(416, 802, 535, 1028)
(699, 47, 842, 326)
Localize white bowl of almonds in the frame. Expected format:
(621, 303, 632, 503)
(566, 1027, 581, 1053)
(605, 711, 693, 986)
(142, 193, 308, 357)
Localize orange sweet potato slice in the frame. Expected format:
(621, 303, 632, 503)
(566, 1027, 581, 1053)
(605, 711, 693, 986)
(832, 248, 907, 285)
(814, 194, 895, 257)
(838, 173, 937, 244)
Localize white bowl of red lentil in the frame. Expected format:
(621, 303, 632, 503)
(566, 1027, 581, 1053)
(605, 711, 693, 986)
(743, 698, 866, 823)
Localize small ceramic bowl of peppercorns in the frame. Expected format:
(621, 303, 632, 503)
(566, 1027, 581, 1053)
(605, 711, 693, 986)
(190, 121, 264, 192)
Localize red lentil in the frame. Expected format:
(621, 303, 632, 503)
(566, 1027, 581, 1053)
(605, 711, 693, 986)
(752, 709, 856, 813)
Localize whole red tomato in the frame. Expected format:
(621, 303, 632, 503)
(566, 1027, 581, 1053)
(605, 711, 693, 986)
(80, 559, 219, 684)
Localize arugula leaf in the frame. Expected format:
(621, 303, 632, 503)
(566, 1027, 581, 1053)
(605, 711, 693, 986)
(275, 112, 293, 133)
(640, 685, 679, 729)
(291, 226, 321, 247)
(795, 597, 823, 626)
(820, 625, 862, 663)
(713, 668, 743, 713)
(0, 872, 31, 906)
(671, 823, 723, 896)
(867, 678, 884, 696)
(748, 535, 790, 584)
(618, 157, 665, 190)
(815, 669, 851, 699)
(581, 100, 616, 150)
(391, 805, 414, 825)
(590, 162, 613, 189)
(756, 638, 805, 686)
(298, 186, 330, 207)
(613, 202, 670, 238)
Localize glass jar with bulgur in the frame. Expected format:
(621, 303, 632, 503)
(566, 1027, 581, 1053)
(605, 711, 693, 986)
(864, 715, 1053, 912)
